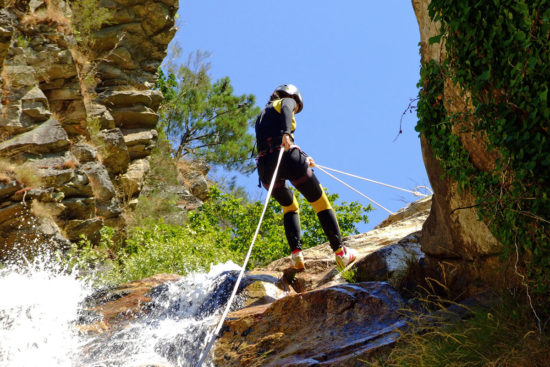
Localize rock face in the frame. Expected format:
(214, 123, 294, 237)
(0, 0, 178, 254)
(74, 198, 428, 367)
(411, 0, 505, 296)
(212, 197, 430, 366)
(215, 282, 405, 367)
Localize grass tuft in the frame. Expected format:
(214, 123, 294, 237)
(363, 293, 550, 367)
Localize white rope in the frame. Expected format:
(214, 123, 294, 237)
(315, 165, 394, 215)
(195, 147, 285, 367)
(316, 164, 432, 197)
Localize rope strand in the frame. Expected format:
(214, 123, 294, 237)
(316, 164, 431, 197)
(315, 165, 394, 215)
(195, 147, 285, 367)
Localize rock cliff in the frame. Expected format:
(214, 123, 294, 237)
(411, 0, 513, 296)
(0, 0, 178, 254)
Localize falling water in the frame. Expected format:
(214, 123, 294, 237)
(0, 252, 243, 367)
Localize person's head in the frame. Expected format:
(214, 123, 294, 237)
(269, 84, 303, 113)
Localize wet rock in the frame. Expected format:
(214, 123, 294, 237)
(78, 274, 182, 335)
(214, 282, 405, 367)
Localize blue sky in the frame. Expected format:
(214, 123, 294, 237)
(169, 1, 430, 231)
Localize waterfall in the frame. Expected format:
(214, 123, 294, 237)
(0, 253, 243, 367)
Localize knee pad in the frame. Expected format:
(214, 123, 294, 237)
(282, 195, 299, 215)
(309, 187, 332, 213)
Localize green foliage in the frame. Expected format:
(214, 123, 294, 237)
(340, 267, 358, 283)
(62, 227, 120, 285)
(188, 186, 371, 269)
(69, 0, 112, 45)
(14, 34, 29, 48)
(118, 222, 237, 283)
(156, 52, 260, 173)
(64, 184, 370, 284)
(416, 1, 550, 297)
(128, 132, 183, 226)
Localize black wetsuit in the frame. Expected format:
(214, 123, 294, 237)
(255, 98, 343, 252)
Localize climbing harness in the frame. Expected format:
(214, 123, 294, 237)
(195, 147, 285, 367)
(315, 164, 432, 215)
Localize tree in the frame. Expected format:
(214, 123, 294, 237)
(156, 52, 260, 173)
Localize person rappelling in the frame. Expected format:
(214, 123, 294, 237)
(254, 84, 357, 271)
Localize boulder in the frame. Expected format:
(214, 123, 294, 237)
(95, 128, 130, 176)
(82, 161, 116, 202)
(118, 158, 150, 198)
(0, 118, 70, 157)
(353, 232, 424, 282)
(62, 217, 104, 242)
(71, 142, 98, 163)
(181, 170, 209, 201)
(111, 104, 159, 129)
(122, 128, 157, 159)
(264, 197, 431, 293)
(20, 86, 51, 122)
(214, 282, 405, 367)
(98, 90, 163, 109)
(60, 197, 96, 219)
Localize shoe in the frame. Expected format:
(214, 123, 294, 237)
(335, 246, 357, 269)
(291, 249, 305, 271)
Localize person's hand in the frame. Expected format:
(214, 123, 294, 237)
(282, 134, 292, 151)
(306, 156, 316, 167)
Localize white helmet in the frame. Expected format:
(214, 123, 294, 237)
(271, 84, 303, 113)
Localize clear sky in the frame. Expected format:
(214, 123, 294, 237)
(169, 1, 430, 231)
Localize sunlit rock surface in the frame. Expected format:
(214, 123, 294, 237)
(0, 0, 178, 254)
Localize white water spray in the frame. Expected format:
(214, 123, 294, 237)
(0, 254, 92, 367)
(0, 253, 242, 367)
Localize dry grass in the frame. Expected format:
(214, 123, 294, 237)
(13, 164, 42, 188)
(21, 0, 72, 34)
(363, 293, 550, 367)
(0, 173, 11, 184)
(31, 199, 63, 219)
(0, 159, 15, 175)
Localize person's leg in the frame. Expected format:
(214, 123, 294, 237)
(285, 149, 356, 268)
(291, 171, 343, 251)
(257, 153, 302, 253)
(271, 183, 302, 253)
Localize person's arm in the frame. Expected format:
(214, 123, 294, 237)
(280, 98, 297, 135)
(281, 98, 297, 150)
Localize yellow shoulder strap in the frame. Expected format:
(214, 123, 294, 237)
(272, 99, 297, 133)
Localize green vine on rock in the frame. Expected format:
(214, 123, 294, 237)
(416, 1, 550, 298)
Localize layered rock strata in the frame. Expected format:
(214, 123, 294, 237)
(0, 0, 177, 253)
